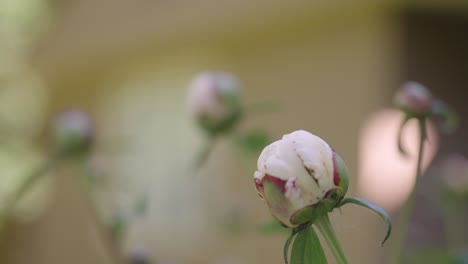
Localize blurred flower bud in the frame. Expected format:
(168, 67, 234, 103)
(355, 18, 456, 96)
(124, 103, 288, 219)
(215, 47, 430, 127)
(51, 109, 94, 156)
(127, 246, 152, 264)
(254, 130, 349, 227)
(187, 72, 242, 135)
(440, 154, 468, 194)
(430, 99, 459, 134)
(394, 81, 433, 117)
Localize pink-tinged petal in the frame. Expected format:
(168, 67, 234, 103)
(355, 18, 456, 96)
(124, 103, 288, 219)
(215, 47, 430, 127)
(285, 177, 304, 208)
(332, 151, 340, 186)
(263, 174, 287, 193)
(254, 178, 264, 198)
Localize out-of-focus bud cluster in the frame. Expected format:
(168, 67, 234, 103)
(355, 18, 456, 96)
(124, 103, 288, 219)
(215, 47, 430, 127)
(394, 81, 458, 133)
(187, 72, 242, 135)
(254, 130, 349, 227)
(50, 109, 94, 156)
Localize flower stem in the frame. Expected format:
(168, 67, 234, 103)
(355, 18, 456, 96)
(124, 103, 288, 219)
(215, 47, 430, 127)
(0, 153, 62, 229)
(315, 214, 349, 264)
(390, 118, 426, 264)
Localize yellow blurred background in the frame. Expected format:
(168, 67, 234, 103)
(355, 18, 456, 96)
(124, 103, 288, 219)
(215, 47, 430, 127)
(0, 1, 467, 263)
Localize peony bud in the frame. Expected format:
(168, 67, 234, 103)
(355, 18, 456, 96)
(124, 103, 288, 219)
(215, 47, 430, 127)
(394, 81, 433, 117)
(51, 109, 94, 155)
(254, 130, 349, 227)
(187, 72, 242, 135)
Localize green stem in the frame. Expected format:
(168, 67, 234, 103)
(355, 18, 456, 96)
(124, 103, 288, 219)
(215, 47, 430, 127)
(0, 153, 62, 228)
(193, 138, 216, 173)
(390, 118, 426, 264)
(79, 173, 125, 264)
(315, 214, 349, 264)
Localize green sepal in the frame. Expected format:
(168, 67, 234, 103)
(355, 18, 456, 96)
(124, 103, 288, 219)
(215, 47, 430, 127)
(262, 177, 294, 227)
(337, 197, 392, 246)
(290, 224, 327, 264)
(290, 189, 341, 226)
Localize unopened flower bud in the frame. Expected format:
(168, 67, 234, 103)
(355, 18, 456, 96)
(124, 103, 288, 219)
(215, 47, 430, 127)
(394, 81, 433, 117)
(187, 72, 242, 135)
(254, 130, 349, 227)
(51, 109, 94, 155)
(127, 246, 152, 264)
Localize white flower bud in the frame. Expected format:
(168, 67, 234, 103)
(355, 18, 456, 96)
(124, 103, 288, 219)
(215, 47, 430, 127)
(394, 81, 433, 117)
(51, 109, 94, 155)
(187, 72, 241, 134)
(254, 130, 348, 227)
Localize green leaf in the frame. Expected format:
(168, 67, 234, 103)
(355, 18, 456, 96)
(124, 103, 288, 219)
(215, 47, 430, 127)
(290, 225, 327, 264)
(235, 130, 271, 155)
(337, 197, 392, 246)
(284, 228, 299, 264)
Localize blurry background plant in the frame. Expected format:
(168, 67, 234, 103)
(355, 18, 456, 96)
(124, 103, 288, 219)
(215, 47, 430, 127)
(0, 0, 467, 264)
(188, 71, 273, 172)
(390, 82, 463, 264)
(0, 0, 151, 263)
(0, 0, 52, 233)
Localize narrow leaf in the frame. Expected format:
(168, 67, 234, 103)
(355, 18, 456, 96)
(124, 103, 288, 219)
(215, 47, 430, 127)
(338, 197, 392, 246)
(284, 229, 298, 264)
(290, 225, 327, 264)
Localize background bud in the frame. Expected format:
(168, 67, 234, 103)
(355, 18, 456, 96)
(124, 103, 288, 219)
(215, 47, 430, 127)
(51, 109, 94, 155)
(254, 130, 349, 227)
(187, 72, 242, 135)
(127, 246, 152, 264)
(394, 81, 433, 117)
